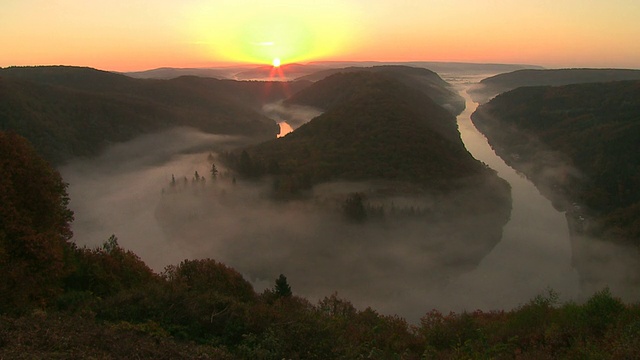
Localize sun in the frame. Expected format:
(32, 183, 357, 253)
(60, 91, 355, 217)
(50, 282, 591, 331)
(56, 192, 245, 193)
(272, 58, 281, 67)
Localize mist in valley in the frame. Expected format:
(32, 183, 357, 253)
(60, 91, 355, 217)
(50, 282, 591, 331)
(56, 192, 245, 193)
(60, 74, 640, 323)
(61, 127, 506, 322)
(60, 128, 247, 269)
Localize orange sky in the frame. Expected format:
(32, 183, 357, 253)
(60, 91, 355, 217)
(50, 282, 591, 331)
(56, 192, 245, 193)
(2, 0, 639, 71)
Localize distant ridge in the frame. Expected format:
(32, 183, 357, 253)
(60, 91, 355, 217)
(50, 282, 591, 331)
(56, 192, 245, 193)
(308, 60, 543, 75)
(124, 63, 331, 81)
(233, 63, 330, 81)
(124, 67, 231, 80)
(2, 65, 136, 92)
(469, 68, 640, 103)
(119, 61, 542, 81)
(0, 66, 306, 164)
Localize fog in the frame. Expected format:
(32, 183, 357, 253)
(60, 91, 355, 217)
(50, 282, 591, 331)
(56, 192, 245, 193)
(62, 127, 508, 322)
(60, 128, 249, 269)
(60, 74, 640, 323)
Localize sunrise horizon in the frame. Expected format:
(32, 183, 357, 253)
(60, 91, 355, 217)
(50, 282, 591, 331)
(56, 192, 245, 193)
(4, 1, 639, 73)
(3, 57, 639, 75)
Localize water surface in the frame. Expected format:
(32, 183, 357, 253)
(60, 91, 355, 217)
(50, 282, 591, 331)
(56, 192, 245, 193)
(428, 77, 581, 310)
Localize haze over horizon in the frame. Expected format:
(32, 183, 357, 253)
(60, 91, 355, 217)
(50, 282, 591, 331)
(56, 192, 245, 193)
(3, 0, 640, 71)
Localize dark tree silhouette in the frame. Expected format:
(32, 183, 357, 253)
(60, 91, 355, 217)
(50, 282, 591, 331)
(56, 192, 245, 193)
(210, 163, 219, 180)
(274, 274, 292, 297)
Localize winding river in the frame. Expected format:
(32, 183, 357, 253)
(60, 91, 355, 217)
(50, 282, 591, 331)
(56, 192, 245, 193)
(425, 77, 581, 311)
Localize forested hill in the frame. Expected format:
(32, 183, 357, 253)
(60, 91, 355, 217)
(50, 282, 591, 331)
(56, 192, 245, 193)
(472, 80, 640, 245)
(0, 66, 309, 165)
(238, 72, 491, 191)
(0, 66, 310, 108)
(469, 68, 640, 103)
(293, 65, 465, 115)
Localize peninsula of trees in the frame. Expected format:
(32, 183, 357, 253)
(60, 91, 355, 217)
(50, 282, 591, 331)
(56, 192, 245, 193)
(228, 71, 491, 190)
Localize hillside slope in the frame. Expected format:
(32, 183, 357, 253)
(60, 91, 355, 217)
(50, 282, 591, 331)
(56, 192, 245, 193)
(469, 68, 640, 103)
(0, 66, 311, 164)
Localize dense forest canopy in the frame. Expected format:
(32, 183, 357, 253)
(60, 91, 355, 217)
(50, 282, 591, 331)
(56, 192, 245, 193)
(292, 65, 466, 115)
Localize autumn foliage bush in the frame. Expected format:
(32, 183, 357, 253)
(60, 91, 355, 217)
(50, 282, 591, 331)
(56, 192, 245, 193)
(0, 131, 74, 313)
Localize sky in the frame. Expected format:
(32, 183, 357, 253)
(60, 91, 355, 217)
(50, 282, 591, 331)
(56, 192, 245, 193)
(2, 0, 639, 71)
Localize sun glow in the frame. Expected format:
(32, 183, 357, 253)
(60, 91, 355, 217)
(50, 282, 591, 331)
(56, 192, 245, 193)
(188, 2, 358, 65)
(272, 58, 281, 67)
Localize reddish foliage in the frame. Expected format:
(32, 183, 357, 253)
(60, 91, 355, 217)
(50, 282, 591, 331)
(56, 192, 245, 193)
(0, 131, 74, 312)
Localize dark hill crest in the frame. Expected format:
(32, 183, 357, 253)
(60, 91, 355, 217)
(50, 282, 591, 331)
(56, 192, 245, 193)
(293, 65, 465, 115)
(469, 68, 640, 103)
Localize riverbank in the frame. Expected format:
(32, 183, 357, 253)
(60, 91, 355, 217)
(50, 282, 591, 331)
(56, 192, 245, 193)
(469, 81, 640, 303)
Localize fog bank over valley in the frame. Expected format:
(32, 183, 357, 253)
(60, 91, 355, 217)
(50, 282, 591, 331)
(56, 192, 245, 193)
(60, 128, 245, 269)
(62, 125, 511, 321)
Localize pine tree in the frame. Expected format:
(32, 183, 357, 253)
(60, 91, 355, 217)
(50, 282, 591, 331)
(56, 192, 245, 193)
(274, 274, 292, 297)
(211, 163, 219, 180)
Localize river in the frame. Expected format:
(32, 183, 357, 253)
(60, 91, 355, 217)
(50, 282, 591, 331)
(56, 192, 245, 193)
(426, 76, 581, 310)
